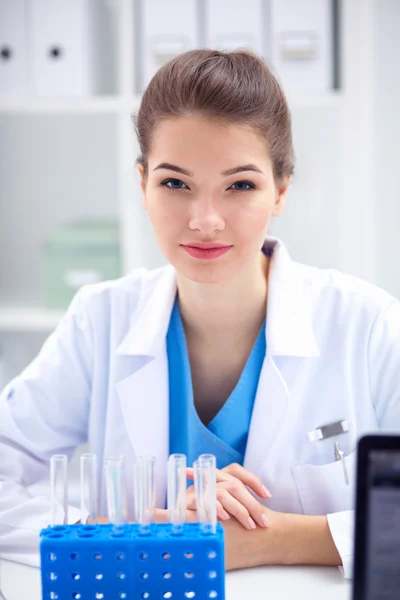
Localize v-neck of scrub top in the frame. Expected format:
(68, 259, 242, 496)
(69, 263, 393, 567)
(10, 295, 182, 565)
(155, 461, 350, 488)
(167, 296, 266, 470)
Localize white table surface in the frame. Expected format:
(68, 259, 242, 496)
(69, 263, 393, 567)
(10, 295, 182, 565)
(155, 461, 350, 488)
(1, 558, 351, 600)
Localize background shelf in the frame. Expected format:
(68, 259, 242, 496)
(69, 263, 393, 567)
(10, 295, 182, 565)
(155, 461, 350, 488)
(0, 96, 133, 114)
(0, 306, 63, 332)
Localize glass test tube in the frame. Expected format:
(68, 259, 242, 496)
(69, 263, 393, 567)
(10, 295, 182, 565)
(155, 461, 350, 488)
(193, 460, 203, 522)
(195, 454, 217, 534)
(80, 453, 98, 525)
(105, 456, 125, 530)
(132, 456, 155, 534)
(50, 454, 68, 526)
(167, 453, 187, 533)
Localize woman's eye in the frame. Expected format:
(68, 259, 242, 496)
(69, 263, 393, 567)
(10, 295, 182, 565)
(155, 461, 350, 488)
(160, 178, 255, 192)
(161, 178, 188, 191)
(229, 180, 256, 192)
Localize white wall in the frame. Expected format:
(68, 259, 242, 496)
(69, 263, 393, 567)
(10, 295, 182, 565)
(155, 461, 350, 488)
(374, 0, 400, 299)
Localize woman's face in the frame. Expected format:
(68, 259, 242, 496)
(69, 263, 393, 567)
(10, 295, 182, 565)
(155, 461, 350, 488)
(138, 115, 289, 283)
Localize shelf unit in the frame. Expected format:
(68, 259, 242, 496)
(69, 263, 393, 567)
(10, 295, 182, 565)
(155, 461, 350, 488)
(0, 0, 387, 376)
(0, 96, 133, 114)
(0, 1, 134, 342)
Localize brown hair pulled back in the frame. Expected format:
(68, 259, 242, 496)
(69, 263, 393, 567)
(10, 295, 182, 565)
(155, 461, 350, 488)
(133, 49, 295, 186)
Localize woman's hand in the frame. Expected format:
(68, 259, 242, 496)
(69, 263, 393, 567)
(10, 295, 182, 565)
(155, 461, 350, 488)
(154, 508, 198, 524)
(95, 516, 109, 524)
(154, 506, 284, 571)
(81, 516, 109, 524)
(87, 509, 279, 570)
(186, 462, 272, 530)
(222, 505, 282, 570)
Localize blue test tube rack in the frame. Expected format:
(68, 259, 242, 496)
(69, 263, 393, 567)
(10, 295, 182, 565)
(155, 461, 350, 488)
(40, 522, 225, 600)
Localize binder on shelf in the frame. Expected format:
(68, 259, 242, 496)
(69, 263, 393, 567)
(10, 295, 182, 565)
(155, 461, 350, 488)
(270, 0, 334, 92)
(137, 0, 198, 92)
(41, 219, 121, 310)
(0, 0, 29, 95)
(204, 0, 265, 57)
(30, 0, 98, 96)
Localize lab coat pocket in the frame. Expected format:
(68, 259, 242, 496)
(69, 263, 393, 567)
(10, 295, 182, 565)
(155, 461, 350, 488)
(291, 451, 357, 515)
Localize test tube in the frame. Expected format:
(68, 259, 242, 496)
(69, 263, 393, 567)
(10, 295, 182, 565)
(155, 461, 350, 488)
(196, 454, 217, 534)
(167, 453, 187, 534)
(193, 459, 205, 525)
(50, 454, 68, 526)
(132, 456, 155, 534)
(80, 453, 98, 525)
(105, 456, 125, 530)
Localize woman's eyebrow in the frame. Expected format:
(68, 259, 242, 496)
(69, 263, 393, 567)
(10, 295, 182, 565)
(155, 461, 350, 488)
(222, 164, 264, 176)
(153, 162, 264, 177)
(153, 162, 193, 176)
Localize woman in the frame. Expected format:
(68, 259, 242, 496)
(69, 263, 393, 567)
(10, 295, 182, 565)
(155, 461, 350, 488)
(0, 49, 399, 577)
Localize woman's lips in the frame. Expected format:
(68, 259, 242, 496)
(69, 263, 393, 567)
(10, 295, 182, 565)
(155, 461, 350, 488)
(180, 244, 233, 260)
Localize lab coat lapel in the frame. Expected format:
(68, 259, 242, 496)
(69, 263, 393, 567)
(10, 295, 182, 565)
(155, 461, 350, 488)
(116, 264, 177, 509)
(244, 239, 320, 475)
(244, 355, 289, 476)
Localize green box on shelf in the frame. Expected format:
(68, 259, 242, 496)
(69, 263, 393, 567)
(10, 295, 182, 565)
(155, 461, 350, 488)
(42, 219, 121, 310)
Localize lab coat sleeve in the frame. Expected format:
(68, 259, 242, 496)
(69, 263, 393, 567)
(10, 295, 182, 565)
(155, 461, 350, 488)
(327, 299, 400, 579)
(0, 289, 93, 565)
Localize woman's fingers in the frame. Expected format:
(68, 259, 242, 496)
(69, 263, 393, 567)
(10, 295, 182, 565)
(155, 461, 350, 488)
(186, 484, 230, 521)
(216, 488, 258, 530)
(186, 483, 196, 509)
(186, 465, 271, 527)
(188, 478, 268, 528)
(217, 480, 270, 528)
(221, 463, 271, 499)
(216, 500, 230, 521)
(187, 464, 271, 499)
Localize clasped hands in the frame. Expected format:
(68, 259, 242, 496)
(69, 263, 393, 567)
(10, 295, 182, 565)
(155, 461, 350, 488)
(95, 463, 278, 570)
(185, 462, 272, 530)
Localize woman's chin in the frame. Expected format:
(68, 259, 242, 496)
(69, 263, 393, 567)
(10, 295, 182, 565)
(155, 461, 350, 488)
(175, 262, 238, 285)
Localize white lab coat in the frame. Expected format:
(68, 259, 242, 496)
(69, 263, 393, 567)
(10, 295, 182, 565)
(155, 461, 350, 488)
(1, 237, 400, 577)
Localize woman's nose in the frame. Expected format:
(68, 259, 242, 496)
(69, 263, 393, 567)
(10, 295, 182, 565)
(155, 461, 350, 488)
(188, 196, 225, 234)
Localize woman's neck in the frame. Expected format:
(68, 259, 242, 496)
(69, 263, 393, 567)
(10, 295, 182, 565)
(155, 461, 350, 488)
(176, 252, 270, 346)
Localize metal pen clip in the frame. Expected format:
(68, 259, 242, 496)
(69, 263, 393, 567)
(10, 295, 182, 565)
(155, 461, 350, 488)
(308, 420, 349, 442)
(334, 441, 349, 485)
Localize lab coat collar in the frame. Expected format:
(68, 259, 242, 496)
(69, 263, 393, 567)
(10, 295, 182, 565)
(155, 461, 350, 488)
(116, 237, 320, 358)
(265, 238, 320, 357)
(117, 263, 177, 357)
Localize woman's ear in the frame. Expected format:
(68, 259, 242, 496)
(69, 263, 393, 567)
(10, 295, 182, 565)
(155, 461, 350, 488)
(272, 175, 291, 217)
(136, 162, 147, 209)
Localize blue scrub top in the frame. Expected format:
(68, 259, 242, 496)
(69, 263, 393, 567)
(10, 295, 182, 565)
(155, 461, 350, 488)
(167, 296, 266, 470)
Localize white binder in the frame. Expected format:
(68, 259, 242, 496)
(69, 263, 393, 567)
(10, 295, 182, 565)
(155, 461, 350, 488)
(270, 0, 333, 91)
(0, 0, 29, 95)
(204, 0, 265, 57)
(30, 0, 97, 96)
(140, 0, 198, 91)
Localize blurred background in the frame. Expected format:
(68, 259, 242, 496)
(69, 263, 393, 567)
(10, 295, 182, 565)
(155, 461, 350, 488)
(0, 0, 399, 394)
